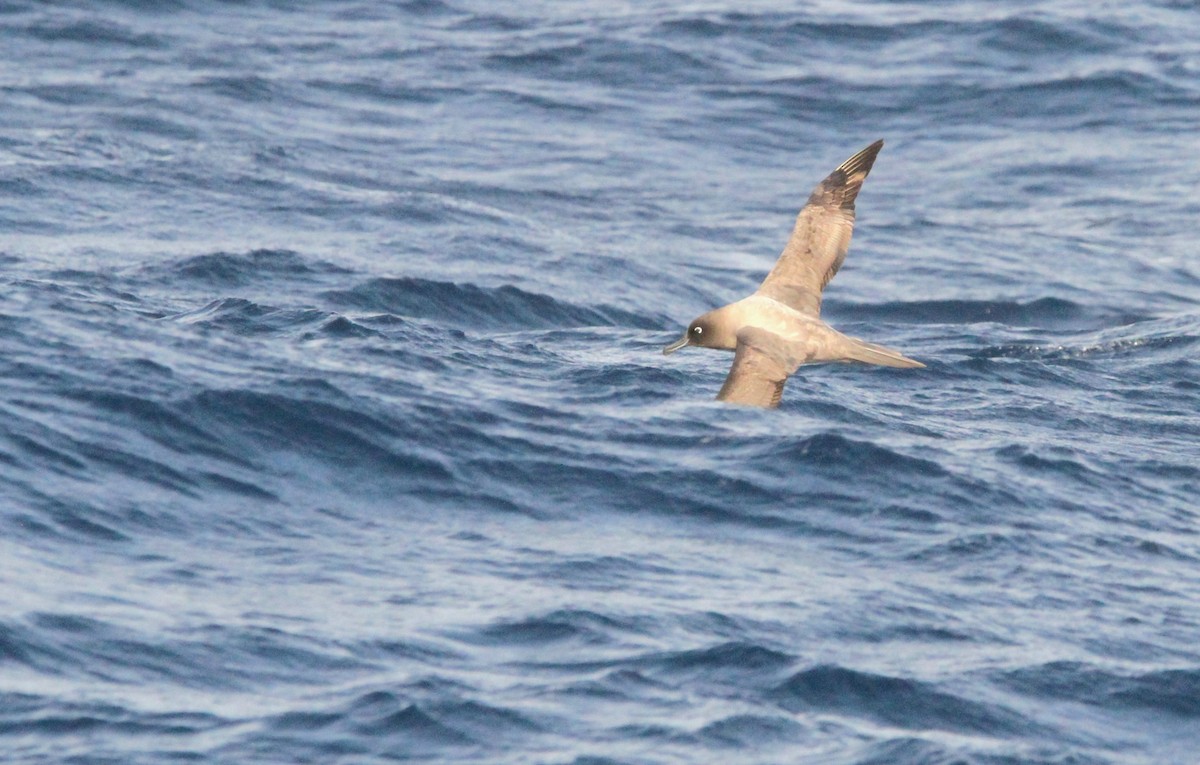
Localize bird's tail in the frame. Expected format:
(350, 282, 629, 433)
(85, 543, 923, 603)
(844, 338, 925, 368)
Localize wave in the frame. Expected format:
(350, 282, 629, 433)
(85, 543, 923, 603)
(108, 112, 201, 141)
(449, 12, 529, 33)
(695, 713, 807, 748)
(181, 387, 452, 480)
(23, 19, 165, 49)
(259, 687, 544, 760)
(660, 14, 955, 46)
(656, 11, 1165, 81)
(322, 277, 661, 331)
(826, 297, 1146, 330)
(2, 613, 374, 691)
(152, 249, 352, 288)
(190, 75, 281, 103)
(306, 77, 472, 107)
(647, 642, 795, 686)
(0, 690, 531, 762)
(0, 692, 224, 740)
(762, 432, 948, 478)
(773, 665, 1034, 736)
(462, 608, 638, 649)
(702, 65, 1196, 130)
(970, 312, 1200, 360)
(666, 11, 1112, 48)
(168, 297, 383, 339)
(485, 37, 720, 88)
(537, 553, 682, 592)
(1001, 661, 1200, 718)
(17, 83, 120, 109)
(4, 369, 457, 543)
(396, 0, 455, 17)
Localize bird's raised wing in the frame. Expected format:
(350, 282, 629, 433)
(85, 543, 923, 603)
(755, 140, 883, 317)
(716, 327, 805, 408)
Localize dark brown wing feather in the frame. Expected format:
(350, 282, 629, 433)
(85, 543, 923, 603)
(716, 328, 804, 408)
(755, 140, 883, 317)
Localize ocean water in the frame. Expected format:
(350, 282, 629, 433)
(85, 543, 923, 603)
(2, 1, 1199, 763)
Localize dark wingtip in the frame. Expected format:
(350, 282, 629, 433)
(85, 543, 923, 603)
(811, 139, 884, 211)
(836, 139, 884, 179)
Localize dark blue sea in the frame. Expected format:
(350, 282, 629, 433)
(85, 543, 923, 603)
(2, 1, 1199, 763)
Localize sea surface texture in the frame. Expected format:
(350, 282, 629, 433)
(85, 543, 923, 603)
(2, 1, 1199, 763)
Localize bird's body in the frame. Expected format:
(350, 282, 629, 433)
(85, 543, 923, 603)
(680, 294, 848, 358)
(662, 140, 923, 408)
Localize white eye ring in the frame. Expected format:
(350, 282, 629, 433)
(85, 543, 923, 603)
(693, 326, 703, 335)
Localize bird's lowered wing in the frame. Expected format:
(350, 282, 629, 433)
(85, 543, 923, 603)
(716, 327, 805, 408)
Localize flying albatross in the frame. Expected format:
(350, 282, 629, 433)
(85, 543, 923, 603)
(662, 140, 923, 408)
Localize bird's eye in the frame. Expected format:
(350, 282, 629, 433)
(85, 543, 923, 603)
(693, 326, 703, 335)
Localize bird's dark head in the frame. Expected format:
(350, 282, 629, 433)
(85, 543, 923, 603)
(662, 311, 736, 354)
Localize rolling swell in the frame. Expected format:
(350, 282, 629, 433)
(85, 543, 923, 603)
(323, 276, 663, 330)
(181, 388, 452, 482)
(157, 249, 352, 288)
(0, 694, 226, 755)
(1001, 662, 1200, 718)
(773, 665, 1033, 737)
(254, 689, 548, 761)
(824, 297, 1145, 330)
